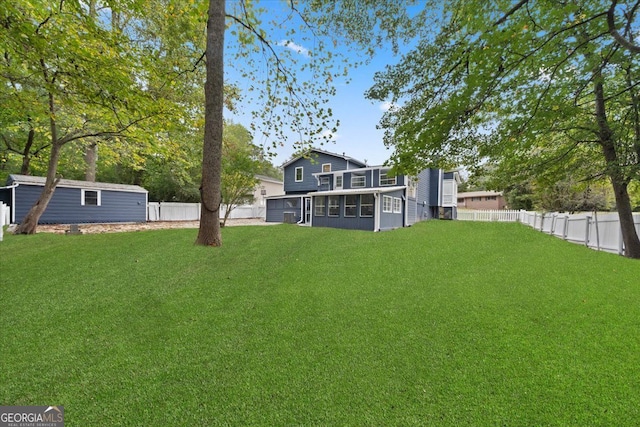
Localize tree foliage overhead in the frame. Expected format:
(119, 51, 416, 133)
(366, 0, 640, 257)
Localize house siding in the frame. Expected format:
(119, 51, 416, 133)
(378, 190, 405, 231)
(13, 185, 147, 224)
(311, 194, 375, 231)
(284, 153, 359, 194)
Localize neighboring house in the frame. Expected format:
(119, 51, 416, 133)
(220, 174, 285, 220)
(457, 191, 507, 210)
(0, 174, 148, 224)
(265, 149, 459, 231)
(253, 175, 284, 207)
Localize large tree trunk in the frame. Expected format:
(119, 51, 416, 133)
(195, 0, 225, 246)
(19, 128, 35, 175)
(84, 140, 98, 182)
(14, 142, 63, 234)
(594, 79, 640, 258)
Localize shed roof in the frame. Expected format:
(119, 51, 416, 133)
(7, 174, 148, 193)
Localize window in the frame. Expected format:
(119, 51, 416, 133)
(379, 171, 396, 186)
(314, 196, 325, 216)
(352, 174, 366, 188)
(407, 177, 417, 198)
(295, 167, 303, 182)
(328, 196, 340, 216)
(471, 197, 482, 202)
(81, 189, 101, 206)
(360, 194, 374, 217)
(319, 176, 330, 188)
(486, 196, 497, 201)
(393, 197, 402, 213)
(382, 195, 393, 213)
(322, 163, 331, 173)
(335, 175, 343, 189)
(344, 195, 357, 217)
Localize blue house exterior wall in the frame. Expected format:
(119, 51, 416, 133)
(378, 189, 405, 230)
(283, 152, 364, 194)
(12, 184, 147, 224)
(266, 149, 457, 231)
(311, 194, 375, 231)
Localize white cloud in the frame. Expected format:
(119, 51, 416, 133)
(380, 101, 398, 112)
(319, 129, 340, 141)
(278, 40, 310, 57)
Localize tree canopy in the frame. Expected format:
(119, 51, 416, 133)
(366, 0, 640, 258)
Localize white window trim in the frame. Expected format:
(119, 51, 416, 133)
(379, 171, 397, 186)
(328, 195, 340, 217)
(319, 176, 330, 187)
(351, 174, 366, 188)
(344, 194, 357, 217)
(81, 189, 101, 206)
(295, 167, 303, 182)
(393, 197, 402, 214)
(382, 195, 393, 213)
(322, 163, 332, 173)
(314, 196, 325, 216)
(335, 174, 343, 189)
(360, 194, 374, 217)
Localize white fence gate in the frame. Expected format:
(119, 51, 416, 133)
(459, 209, 640, 256)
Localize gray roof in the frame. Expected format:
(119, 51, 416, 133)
(8, 174, 147, 193)
(281, 148, 367, 168)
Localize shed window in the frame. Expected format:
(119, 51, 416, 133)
(295, 167, 303, 182)
(81, 189, 101, 206)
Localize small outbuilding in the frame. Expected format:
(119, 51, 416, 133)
(0, 174, 148, 225)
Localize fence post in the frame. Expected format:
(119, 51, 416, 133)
(0, 202, 5, 242)
(584, 215, 591, 247)
(563, 214, 569, 240)
(593, 211, 600, 251)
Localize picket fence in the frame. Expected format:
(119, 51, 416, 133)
(458, 209, 640, 256)
(147, 202, 265, 222)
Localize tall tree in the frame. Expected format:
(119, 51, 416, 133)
(1, 1, 165, 233)
(367, 0, 640, 258)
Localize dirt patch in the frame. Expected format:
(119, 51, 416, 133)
(34, 218, 275, 234)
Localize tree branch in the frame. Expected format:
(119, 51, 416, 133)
(607, 0, 640, 53)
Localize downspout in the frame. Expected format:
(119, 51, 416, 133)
(297, 196, 305, 224)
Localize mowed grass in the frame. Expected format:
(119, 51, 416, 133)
(1, 221, 639, 426)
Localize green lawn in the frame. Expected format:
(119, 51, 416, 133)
(1, 221, 639, 426)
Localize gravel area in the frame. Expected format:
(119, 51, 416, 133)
(32, 218, 276, 234)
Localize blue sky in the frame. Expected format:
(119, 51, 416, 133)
(225, 1, 409, 168)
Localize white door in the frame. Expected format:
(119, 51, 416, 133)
(304, 197, 311, 224)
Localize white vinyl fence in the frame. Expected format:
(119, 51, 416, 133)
(147, 202, 265, 221)
(459, 209, 640, 256)
(0, 202, 8, 242)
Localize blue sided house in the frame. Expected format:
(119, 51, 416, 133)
(0, 174, 148, 225)
(265, 149, 459, 231)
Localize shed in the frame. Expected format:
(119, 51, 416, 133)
(0, 174, 148, 225)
